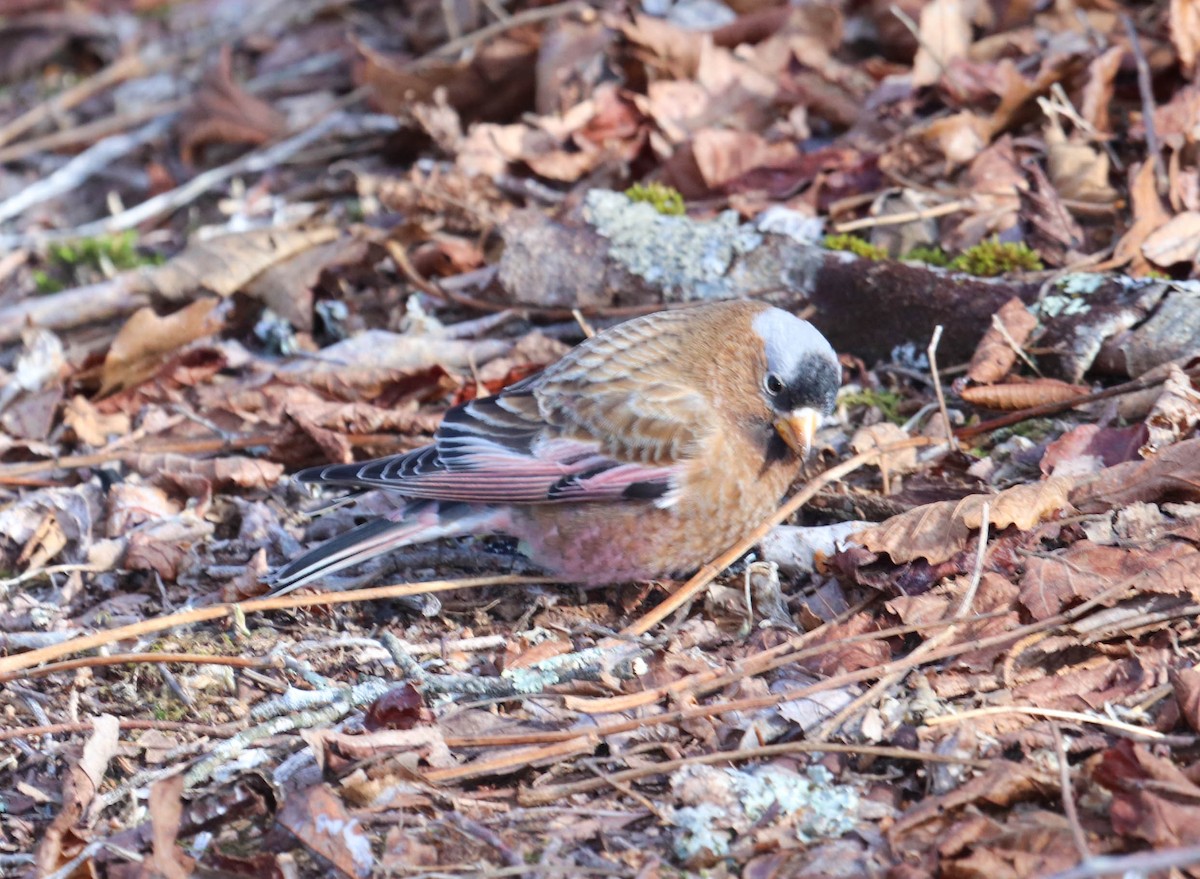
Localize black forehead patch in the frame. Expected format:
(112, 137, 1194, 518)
(779, 353, 840, 414)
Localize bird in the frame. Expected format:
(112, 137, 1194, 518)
(266, 299, 840, 595)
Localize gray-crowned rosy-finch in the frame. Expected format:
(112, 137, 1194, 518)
(267, 300, 840, 594)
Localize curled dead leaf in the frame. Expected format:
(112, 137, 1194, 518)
(854, 476, 1075, 565)
(99, 298, 223, 396)
(966, 297, 1038, 384)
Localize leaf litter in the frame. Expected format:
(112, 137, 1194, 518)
(1, 1, 1200, 877)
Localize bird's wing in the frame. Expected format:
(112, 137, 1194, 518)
(298, 312, 714, 506)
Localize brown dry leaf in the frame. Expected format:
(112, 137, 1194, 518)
(276, 784, 373, 879)
(34, 714, 120, 879)
(1070, 437, 1200, 512)
(1141, 210, 1200, 268)
(146, 227, 339, 301)
(691, 129, 798, 190)
(922, 111, 991, 167)
(1171, 0, 1200, 76)
(353, 31, 537, 123)
(16, 509, 66, 569)
(61, 396, 131, 447)
(123, 514, 215, 581)
(966, 297, 1038, 384)
(911, 0, 971, 88)
(1044, 122, 1117, 204)
(850, 422, 919, 474)
(179, 45, 286, 166)
(144, 774, 193, 879)
(853, 477, 1074, 566)
(1079, 46, 1123, 135)
(106, 484, 181, 537)
(131, 453, 285, 493)
(1107, 160, 1171, 273)
(620, 15, 705, 79)
(99, 298, 223, 396)
(1096, 740, 1200, 847)
(1039, 423, 1147, 478)
(959, 378, 1089, 410)
(244, 237, 371, 332)
(1020, 528, 1200, 618)
(1142, 364, 1200, 455)
(1021, 159, 1084, 266)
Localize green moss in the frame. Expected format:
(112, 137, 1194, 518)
(37, 231, 163, 292)
(903, 245, 951, 267)
(49, 231, 161, 272)
(32, 269, 64, 294)
(624, 181, 686, 216)
(823, 233, 887, 260)
(839, 388, 904, 424)
(950, 238, 1043, 277)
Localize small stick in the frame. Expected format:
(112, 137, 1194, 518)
(0, 53, 150, 149)
(572, 308, 597, 338)
(1122, 14, 1167, 194)
(1043, 845, 1200, 879)
(425, 0, 589, 59)
(833, 198, 970, 233)
(927, 325, 958, 450)
(1052, 724, 1093, 865)
(955, 502, 989, 619)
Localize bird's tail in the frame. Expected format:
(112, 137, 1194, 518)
(265, 501, 506, 596)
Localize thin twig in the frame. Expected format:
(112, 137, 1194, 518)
(0, 118, 174, 225)
(924, 705, 1165, 740)
(833, 199, 970, 233)
(1043, 844, 1200, 879)
(0, 53, 150, 149)
(1122, 14, 1167, 193)
(1052, 725, 1092, 864)
(516, 740, 991, 806)
(0, 110, 396, 250)
(927, 325, 958, 450)
(0, 574, 558, 678)
(956, 502, 989, 619)
(425, 0, 589, 59)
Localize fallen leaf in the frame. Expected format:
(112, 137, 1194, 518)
(99, 298, 223, 396)
(147, 227, 339, 301)
(911, 0, 971, 88)
(1107, 160, 1172, 273)
(1020, 527, 1200, 618)
(1170, 0, 1200, 76)
(853, 477, 1075, 565)
(1079, 46, 1123, 135)
(966, 297, 1038, 384)
(1044, 122, 1117, 204)
(1142, 210, 1200, 268)
(1039, 423, 1147, 478)
(1070, 437, 1200, 512)
(1096, 740, 1200, 847)
(179, 45, 286, 166)
(1142, 364, 1200, 455)
(276, 784, 373, 879)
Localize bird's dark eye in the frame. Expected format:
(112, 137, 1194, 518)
(764, 373, 784, 396)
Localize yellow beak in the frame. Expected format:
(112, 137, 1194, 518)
(774, 407, 822, 457)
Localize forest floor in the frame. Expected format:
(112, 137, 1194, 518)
(2, 0, 1200, 876)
